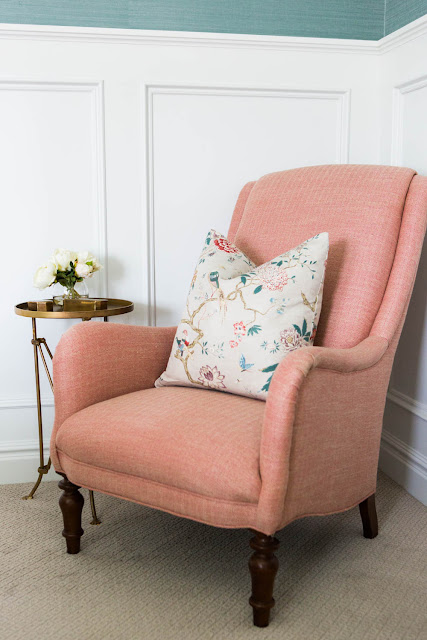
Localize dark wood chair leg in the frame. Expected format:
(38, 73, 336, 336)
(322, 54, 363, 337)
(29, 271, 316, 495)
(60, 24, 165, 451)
(248, 531, 279, 627)
(359, 493, 378, 539)
(58, 474, 84, 554)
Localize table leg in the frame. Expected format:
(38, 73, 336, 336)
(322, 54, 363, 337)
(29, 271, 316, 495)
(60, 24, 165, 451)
(89, 490, 101, 525)
(22, 318, 51, 500)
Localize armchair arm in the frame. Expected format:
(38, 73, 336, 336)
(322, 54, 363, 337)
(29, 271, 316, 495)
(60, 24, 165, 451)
(52, 321, 176, 436)
(256, 335, 390, 534)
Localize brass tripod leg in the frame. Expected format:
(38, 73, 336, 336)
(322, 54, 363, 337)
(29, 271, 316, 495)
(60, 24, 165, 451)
(22, 318, 50, 500)
(22, 457, 52, 500)
(89, 490, 101, 525)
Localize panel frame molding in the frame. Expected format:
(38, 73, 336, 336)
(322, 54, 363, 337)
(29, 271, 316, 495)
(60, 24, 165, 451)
(0, 78, 108, 297)
(143, 82, 350, 325)
(391, 74, 427, 166)
(0, 79, 107, 413)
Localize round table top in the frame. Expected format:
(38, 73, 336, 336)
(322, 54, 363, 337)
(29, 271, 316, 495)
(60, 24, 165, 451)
(15, 298, 134, 320)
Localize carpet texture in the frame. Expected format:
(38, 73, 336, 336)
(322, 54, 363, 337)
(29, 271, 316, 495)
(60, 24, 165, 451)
(0, 472, 426, 640)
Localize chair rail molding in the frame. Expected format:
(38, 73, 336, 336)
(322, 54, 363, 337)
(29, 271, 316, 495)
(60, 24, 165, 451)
(0, 396, 54, 410)
(0, 22, 378, 54)
(143, 82, 350, 326)
(0, 13, 426, 55)
(387, 387, 427, 421)
(391, 74, 427, 166)
(0, 439, 50, 458)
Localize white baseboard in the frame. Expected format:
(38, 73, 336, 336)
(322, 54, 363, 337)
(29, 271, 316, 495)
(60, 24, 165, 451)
(0, 440, 60, 484)
(379, 430, 427, 505)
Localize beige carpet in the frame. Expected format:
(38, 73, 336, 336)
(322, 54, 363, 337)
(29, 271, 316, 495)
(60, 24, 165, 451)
(0, 472, 426, 640)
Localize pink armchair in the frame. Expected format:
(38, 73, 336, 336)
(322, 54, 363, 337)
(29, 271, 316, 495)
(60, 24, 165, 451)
(51, 165, 427, 627)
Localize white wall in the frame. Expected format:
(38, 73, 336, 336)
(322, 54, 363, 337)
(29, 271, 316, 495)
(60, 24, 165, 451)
(378, 22, 427, 504)
(0, 18, 425, 503)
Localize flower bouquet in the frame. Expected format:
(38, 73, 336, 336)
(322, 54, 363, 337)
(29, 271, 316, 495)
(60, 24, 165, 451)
(34, 249, 102, 302)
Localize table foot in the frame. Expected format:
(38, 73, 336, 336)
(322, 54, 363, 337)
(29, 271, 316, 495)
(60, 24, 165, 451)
(22, 471, 44, 500)
(89, 490, 101, 525)
(22, 459, 51, 500)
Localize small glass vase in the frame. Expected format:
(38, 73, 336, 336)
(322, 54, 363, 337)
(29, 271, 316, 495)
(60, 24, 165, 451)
(53, 281, 89, 306)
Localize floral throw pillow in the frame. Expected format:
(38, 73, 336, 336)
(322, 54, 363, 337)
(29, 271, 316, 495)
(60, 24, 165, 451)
(155, 230, 329, 400)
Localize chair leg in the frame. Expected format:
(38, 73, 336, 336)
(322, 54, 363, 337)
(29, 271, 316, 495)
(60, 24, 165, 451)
(359, 493, 378, 539)
(248, 531, 280, 627)
(58, 474, 84, 554)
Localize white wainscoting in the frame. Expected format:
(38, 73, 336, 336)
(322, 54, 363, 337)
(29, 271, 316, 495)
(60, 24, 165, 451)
(0, 80, 107, 482)
(380, 26, 427, 504)
(0, 17, 426, 495)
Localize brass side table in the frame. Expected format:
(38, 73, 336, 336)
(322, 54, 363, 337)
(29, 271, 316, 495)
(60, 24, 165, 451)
(14, 298, 134, 524)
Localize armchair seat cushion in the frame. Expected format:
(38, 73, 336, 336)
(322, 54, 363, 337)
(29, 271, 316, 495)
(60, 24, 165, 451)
(55, 386, 265, 504)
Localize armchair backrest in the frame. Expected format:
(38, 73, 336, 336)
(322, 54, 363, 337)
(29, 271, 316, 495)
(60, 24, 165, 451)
(228, 165, 426, 349)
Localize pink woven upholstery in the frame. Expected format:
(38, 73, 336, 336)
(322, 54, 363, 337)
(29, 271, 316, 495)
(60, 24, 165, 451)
(51, 165, 427, 536)
(56, 387, 264, 504)
(233, 165, 416, 348)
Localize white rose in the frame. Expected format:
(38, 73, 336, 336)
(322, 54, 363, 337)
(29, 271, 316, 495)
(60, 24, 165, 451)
(91, 257, 102, 272)
(33, 262, 57, 290)
(76, 251, 102, 273)
(76, 250, 91, 264)
(75, 262, 92, 278)
(52, 249, 77, 272)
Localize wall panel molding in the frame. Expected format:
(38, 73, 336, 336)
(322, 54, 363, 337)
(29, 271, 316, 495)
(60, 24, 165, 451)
(143, 83, 350, 326)
(391, 74, 427, 165)
(0, 80, 108, 297)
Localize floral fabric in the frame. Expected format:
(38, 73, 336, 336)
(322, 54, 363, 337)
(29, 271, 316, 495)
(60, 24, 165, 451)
(155, 230, 329, 400)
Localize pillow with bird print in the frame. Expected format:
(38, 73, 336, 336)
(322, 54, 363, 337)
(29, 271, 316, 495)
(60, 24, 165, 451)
(155, 229, 329, 400)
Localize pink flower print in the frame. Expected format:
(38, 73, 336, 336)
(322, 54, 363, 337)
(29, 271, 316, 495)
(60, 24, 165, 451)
(214, 237, 239, 254)
(256, 264, 288, 291)
(229, 340, 239, 348)
(280, 327, 303, 352)
(233, 321, 246, 340)
(198, 365, 226, 389)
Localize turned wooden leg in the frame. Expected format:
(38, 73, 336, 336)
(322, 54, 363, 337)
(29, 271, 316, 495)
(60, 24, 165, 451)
(58, 474, 84, 554)
(248, 531, 279, 627)
(359, 493, 378, 539)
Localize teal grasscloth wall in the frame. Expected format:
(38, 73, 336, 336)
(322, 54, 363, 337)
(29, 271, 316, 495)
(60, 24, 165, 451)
(385, 0, 427, 34)
(0, 1, 425, 39)
(0, 0, 384, 40)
